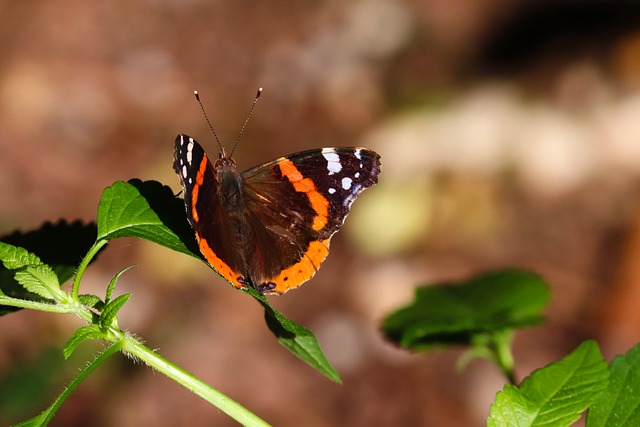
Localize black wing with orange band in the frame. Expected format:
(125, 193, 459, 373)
(240, 147, 381, 294)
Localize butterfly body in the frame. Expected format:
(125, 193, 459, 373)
(174, 134, 381, 295)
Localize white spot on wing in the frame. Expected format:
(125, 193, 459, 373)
(341, 177, 353, 190)
(182, 165, 188, 178)
(354, 149, 362, 160)
(355, 172, 360, 178)
(186, 141, 194, 164)
(322, 150, 342, 175)
(328, 188, 336, 194)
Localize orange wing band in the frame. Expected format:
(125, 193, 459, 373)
(197, 232, 245, 290)
(268, 239, 330, 294)
(190, 154, 209, 223)
(278, 159, 329, 231)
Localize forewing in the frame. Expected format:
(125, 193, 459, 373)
(174, 134, 246, 289)
(241, 147, 381, 294)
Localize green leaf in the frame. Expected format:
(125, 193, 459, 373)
(0, 242, 43, 270)
(0, 243, 49, 315)
(587, 343, 640, 426)
(96, 180, 199, 258)
(1, 220, 97, 281)
(78, 294, 104, 310)
(246, 288, 341, 383)
(99, 293, 131, 332)
(63, 325, 103, 359)
(382, 269, 550, 350)
(105, 265, 136, 305)
(14, 265, 61, 301)
(488, 340, 609, 427)
(1, 222, 100, 315)
(13, 416, 45, 426)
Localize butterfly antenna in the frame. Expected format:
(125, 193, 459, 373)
(194, 90, 225, 157)
(229, 87, 262, 158)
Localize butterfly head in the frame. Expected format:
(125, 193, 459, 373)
(214, 153, 236, 172)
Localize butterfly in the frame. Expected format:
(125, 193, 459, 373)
(173, 92, 381, 295)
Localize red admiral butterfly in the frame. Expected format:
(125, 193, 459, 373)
(173, 92, 381, 295)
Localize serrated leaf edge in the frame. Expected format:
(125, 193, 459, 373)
(63, 325, 103, 359)
(99, 293, 131, 331)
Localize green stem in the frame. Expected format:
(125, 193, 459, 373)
(493, 330, 516, 385)
(122, 335, 271, 427)
(25, 341, 124, 426)
(0, 296, 75, 314)
(0, 296, 95, 326)
(72, 239, 108, 300)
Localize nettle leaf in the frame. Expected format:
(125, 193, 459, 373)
(488, 340, 609, 427)
(63, 325, 103, 359)
(1, 222, 99, 315)
(99, 293, 131, 332)
(246, 288, 341, 383)
(0, 243, 53, 315)
(1, 220, 97, 284)
(0, 242, 43, 270)
(382, 269, 550, 350)
(97, 179, 199, 258)
(78, 294, 104, 310)
(14, 265, 61, 300)
(587, 343, 640, 426)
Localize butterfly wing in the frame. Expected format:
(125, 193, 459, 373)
(241, 147, 381, 294)
(174, 134, 247, 289)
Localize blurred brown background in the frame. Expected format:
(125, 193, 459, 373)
(2, 0, 640, 425)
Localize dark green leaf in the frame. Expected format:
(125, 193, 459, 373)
(63, 325, 103, 359)
(382, 269, 550, 350)
(99, 293, 131, 332)
(488, 340, 609, 427)
(246, 288, 341, 383)
(587, 343, 640, 426)
(96, 180, 199, 258)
